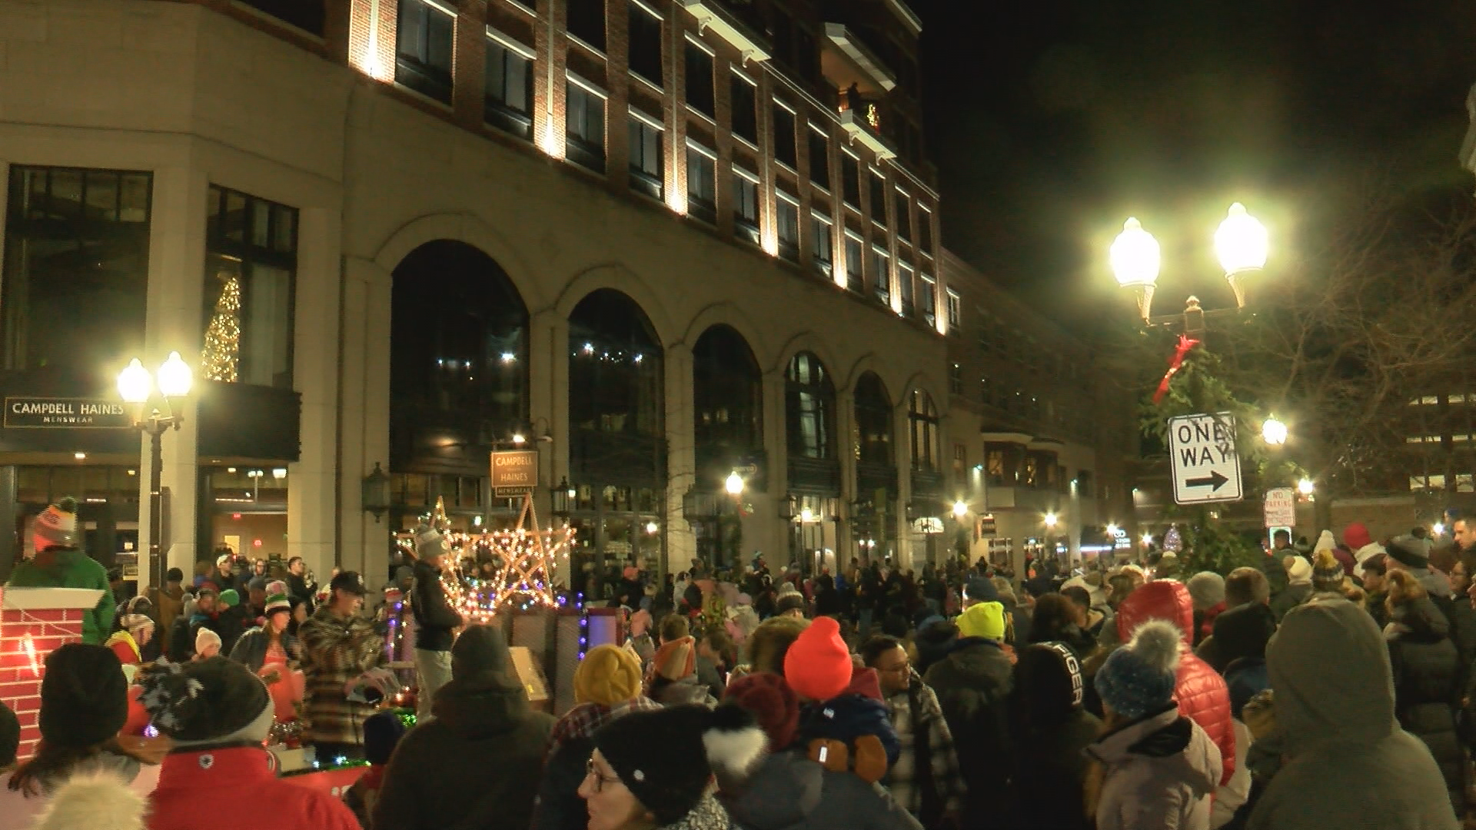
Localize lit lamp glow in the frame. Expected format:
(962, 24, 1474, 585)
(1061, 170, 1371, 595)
(1110, 217, 1161, 320)
(117, 359, 152, 404)
(1216, 202, 1268, 308)
(725, 472, 745, 497)
(1261, 417, 1288, 446)
(952, 500, 968, 519)
(1043, 512, 1059, 529)
(1297, 477, 1315, 496)
(157, 352, 193, 398)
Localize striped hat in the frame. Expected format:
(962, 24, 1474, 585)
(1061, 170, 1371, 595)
(264, 592, 291, 616)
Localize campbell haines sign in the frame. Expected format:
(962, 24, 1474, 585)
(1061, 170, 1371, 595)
(5, 397, 132, 429)
(490, 449, 539, 497)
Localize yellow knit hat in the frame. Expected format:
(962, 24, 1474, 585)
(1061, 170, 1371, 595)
(957, 601, 1006, 641)
(574, 644, 643, 706)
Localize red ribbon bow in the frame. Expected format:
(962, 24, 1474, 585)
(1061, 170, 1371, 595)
(1152, 334, 1200, 404)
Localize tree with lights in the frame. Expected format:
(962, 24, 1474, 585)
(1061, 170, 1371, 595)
(202, 273, 241, 382)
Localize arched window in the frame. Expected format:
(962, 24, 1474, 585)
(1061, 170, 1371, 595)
(693, 325, 763, 480)
(568, 290, 664, 477)
(853, 372, 893, 467)
(785, 352, 834, 460)
(909, 389, 939, 472)
(390, 240, 528, 475)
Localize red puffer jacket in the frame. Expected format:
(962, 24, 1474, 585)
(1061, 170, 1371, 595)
(1116, 580, 1236, 786)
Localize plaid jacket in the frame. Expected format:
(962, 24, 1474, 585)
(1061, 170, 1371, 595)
(547, 696, 663, 758)
(299, 607, 386, 746)
(883, 673, 967, 822)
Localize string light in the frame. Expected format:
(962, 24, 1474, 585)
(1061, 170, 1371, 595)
(202, 275, 241, 382)
(576, 592, 589, 660)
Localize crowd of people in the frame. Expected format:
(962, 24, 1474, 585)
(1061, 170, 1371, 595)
(5, 496, 1476, 830)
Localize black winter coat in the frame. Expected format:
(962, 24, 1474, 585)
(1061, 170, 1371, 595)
(1010, 708, 1100, 830)
(411, 559, 463, 651)
(1388, 596, 1466, 817)
(922, 638, 1015, 827)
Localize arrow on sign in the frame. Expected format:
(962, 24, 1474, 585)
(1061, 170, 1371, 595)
(1186, 471, 1230, 491)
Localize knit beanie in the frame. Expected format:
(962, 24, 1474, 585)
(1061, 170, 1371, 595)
(32, 498, 79, 552)
(655, 636, 698, 682)
(955, 601, 1006, 641)
(594, 705, 765, 824)
(363, 709, 408, 765)
(40, 644, 128, 748)
(1094, 620, 1182, 719)
(1312, 549, 1345, 593)
(963, 576, 999, 604)
(118, 613, 154, 637)
(137, 657, 272, 747)
(774, 593, 807, 617)
(745, 616, 809, 675)
(723, 671, 799, 751)
(414, 524, 450, 560)
(1186, 572, 1226, 611)
(1312, 530, 1336, 555)
(265, 579, 288, 598)
(1343, 522, 1373, 551)
(217, 589, 240, 608)
(1015, 642, 1086, 722)
(1284, 555, 1312, 586)
(576, 644, 644, 705)
(782, 616, 853, 701)
(0, 701, 17, 768)
(1387, 536, 1430, 569)
(196, 627, 222, 656)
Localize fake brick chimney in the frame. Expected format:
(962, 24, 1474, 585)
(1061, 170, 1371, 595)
(0, 587, 102, 760)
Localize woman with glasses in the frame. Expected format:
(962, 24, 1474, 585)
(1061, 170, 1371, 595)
(580, 704, 762, 830)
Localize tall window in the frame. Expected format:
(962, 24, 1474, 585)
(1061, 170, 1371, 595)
(733, 170, 760, 244)
(203, 186, 297, 389)
(854, 373, 893, 467)
(485, 34, 534, 139)
(920, 275, 937, 327)
(786, 353, 834, 460)
(842, 153, 860, 208)
(843, 232, 864, 293)
(2, 167, 151, 374)
(808, 128, 829, 189)
(693, 325, 763, 475)
(946, 289, 961, 334)
(776, 195, 800, 262)
(871, 246, 890, 305)
(628, 114, 664, 200)
(566, 79, 607, 172)
(731, 73, 758, 144)
(568, 290, 664, 470)
(898, 261, 914, 317)
(894, 190, 911, 241)
(949, 364, 962, 395)
(628, 2, 662, 85)
(686, 143, 717, 224)
(773, 105, 797, 168)
(869, 170, 887, 226)
(909, 390, 939, 472)
(396, 0, 455, 104)
(567, 0, 606, 50)
(919, 207, 934, 254)
(810, 213, 833, 276)
(684, 40, 714, 117)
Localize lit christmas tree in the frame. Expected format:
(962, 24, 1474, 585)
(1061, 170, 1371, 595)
(202, 274, 241, 382)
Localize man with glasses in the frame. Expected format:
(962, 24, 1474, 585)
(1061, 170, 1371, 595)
(861, 635, 965, 829)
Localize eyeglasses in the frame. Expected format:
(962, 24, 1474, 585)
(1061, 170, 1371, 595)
(879, 661, 911, 674)
(585, 759, 622, 794)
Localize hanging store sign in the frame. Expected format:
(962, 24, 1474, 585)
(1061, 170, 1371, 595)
(490, 449, 539, 497)
(4, 397, 131, 429)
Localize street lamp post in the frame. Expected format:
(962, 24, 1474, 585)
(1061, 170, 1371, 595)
(118, 352, 194, 591)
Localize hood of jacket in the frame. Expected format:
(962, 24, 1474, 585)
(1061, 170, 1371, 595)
(1116, 580, 1193, 645)
(722, 750, 825, 828)
(1266, 599, 1397, 755)
(32, 770, 147, 830)
(1410, 569, 1454, 599)
(432, 678, 532, 736)
(1389, 595, 1450, 641)
(1086, 706, 1219, 799)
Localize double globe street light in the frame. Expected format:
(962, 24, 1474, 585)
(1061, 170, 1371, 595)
(118, 352, 194, 590)
(1111, 202, 1270, 326)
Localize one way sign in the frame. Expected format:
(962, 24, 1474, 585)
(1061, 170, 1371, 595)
(1168, 412, 1243, 505)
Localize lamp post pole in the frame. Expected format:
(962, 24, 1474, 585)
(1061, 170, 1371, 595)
(119, 353, 193, 592)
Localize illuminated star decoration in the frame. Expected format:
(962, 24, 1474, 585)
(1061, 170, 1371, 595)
(410, 495, 575, 624)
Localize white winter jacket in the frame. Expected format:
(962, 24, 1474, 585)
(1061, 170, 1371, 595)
(1086, 704, 1221, 830)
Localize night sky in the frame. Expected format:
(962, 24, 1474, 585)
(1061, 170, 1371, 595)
(913, 0, 1476, 326)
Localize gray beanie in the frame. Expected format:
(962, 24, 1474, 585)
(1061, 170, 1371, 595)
(1186, 571, 1226, 611)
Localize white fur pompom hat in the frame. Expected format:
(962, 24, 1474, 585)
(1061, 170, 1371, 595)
(1094, 619, 1183, 718)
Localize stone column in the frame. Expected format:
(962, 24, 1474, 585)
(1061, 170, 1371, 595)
(761, 370, 789, 569)
(664, 343, 695, 578)
(337, 255, 393, 584)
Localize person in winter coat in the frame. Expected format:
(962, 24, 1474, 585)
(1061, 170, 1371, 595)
(410, 525, 464, 717)
(105, 614, 155, 673)
(1248, 599, 1458, 829)
(1210, 602, 1276, 719)
(229, 592, 304, 724)
(373, 625, 555, 830)
(1268, 557, 1311, 621)
(861, 636, 966, 828)
(584, 705, 758, 830)
(6, 499, 113, 644)
(922, 599, 1014, 826)
(1381, 570, 1466, 817)
(299, 572, 385, 760)
(140, 658, 358, 830)
(1186, 572, 1227, 647)
(1026, 593, 1099, 660)
(1111, 580, 1236, 787)
(148, 567, 186, 642)
(535, 645, 662, 830)
(648, 636, 718, 707)
(1388, 537, 1476, 677)
(27, 770, 149, 830)
(718, 673, 923, 830)
(729, 615, 808, 680)
(343, 709, 406, 829)
(1011, 641, 1101, 830)
(1344, 521, 1387, 579)
(1087, 620, 1221, 830)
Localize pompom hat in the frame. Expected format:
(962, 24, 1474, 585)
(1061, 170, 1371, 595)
(32, 498, 79, 551)
(1094, 619, 1182, 719)
(723, 671, 799, 750)
(782, 616, 853, 701)
(137, 657, 272, 747)
(575, 644, 643, 705)
(1312, 549, 1345, 593)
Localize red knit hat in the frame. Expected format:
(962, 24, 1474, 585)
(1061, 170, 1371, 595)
(724, 672, 798, 750)
(782, 616, 853, 701)
(1343, 522, 1372, 551)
